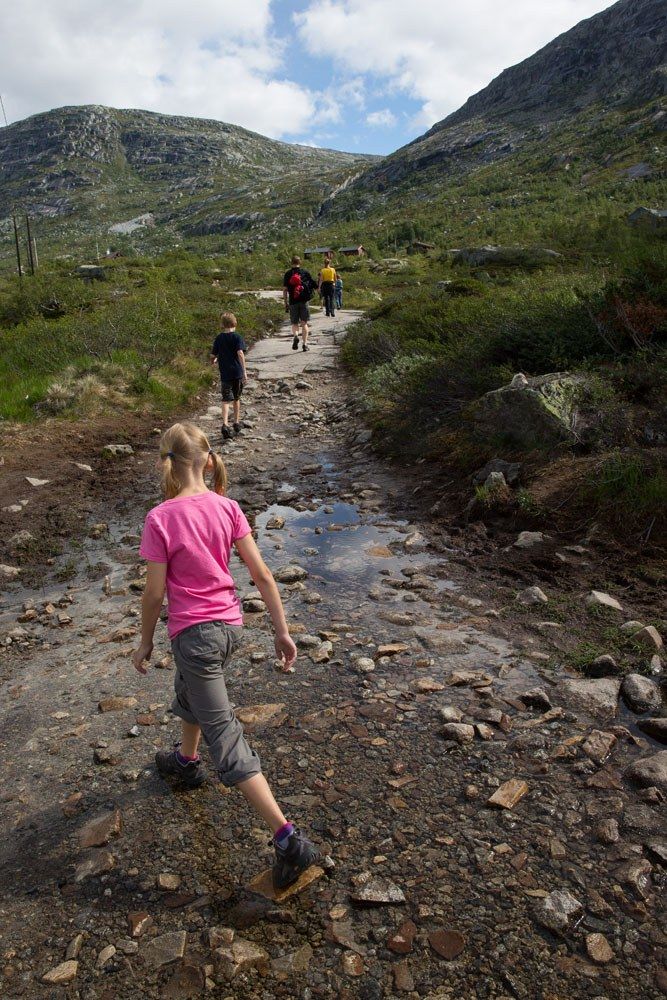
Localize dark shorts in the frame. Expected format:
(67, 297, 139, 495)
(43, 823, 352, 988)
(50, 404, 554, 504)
(289, 302, 310, 324)
(220, 379, 243, 402)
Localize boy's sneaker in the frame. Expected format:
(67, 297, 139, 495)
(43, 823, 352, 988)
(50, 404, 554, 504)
(292, 336, 299, 351)
(302, 344, 309, 352)
(155, 744, 206, 789)
(221, 424, 233, 440)
(272, 828, 321, 891)
(233, 422, 241, 435)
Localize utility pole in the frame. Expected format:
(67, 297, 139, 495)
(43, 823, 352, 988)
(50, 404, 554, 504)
(12, 214, 22, 280)
(25, 215, 35, 274)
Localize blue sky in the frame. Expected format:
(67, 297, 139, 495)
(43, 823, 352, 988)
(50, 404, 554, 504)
(2, 0, 614, 155)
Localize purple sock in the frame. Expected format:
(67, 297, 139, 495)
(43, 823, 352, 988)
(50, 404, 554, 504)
(176, 751, 199, 765)
(274, 821, 295, 848)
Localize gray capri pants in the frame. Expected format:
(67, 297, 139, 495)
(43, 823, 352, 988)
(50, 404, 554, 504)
(171, 620, 261, 787)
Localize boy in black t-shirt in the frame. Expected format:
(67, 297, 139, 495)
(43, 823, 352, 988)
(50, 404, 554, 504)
(282, 255, 315, 352)
(210, 311, 247, 440)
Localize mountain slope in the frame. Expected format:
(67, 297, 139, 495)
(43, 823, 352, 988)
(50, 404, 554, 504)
(0, 105, 373, 250)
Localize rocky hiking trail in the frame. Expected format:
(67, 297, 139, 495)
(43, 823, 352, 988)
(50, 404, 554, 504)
(0, 304, 665, 1000)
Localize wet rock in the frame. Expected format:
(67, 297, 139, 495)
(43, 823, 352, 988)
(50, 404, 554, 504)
(596, 818, 620, 844)
(266, 515, 285, 529)
(78, 809, 122, 848)
(586, 590, 623, 612)
(582, 730, 617, 764)
(534, 889, 583, 934)
(560, 677, 620, 716)
(98, 696, 138, 713)
(141, 931, 187, 970)
(632, 625, 663, 653)
(128, 911, 153, 938)
(214, 937, 269, 980)
(296, 634, 322, 649)
(404, 531, 427, 553)
(622, 674, 662, 713)
(487, 778, 529, 810)
(450, 669, 493, 688)
(439, 705, 463, 723)
(74, 849, 115, 882)
(625, 751, 667, 791)
(350, 872, 406, 906)
(519, 688, 552, 711)
(414, 677, 445, 693)
(274, 564, 308, 583)
(42, 960, 78, 985)
(440, 723, 475, 744)
(236, 703, 285, 727)
(354, 657, 376, 674)
(243, 598, 266, 613)
(637, 718, 667, 743)
(388, 919, 417, 955)
(586, 932, 614, 964)
(103, 444, 134, 457)
(377, 643, 409, 656)
(514, 531, 549, 549)
(428, 929, 466, 960)
(516, 586, 548, 605)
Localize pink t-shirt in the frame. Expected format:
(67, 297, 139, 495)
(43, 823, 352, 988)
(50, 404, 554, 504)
(139, 491, 252, 639)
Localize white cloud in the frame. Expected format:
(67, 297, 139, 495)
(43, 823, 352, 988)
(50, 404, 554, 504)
(1, 0, 317, 139)
(295, 0, 614, 128)
(366, 108, 397, 128)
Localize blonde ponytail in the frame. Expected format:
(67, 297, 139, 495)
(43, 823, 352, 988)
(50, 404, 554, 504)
(159, 422, 226, 499)
(210, 451, 227, 495)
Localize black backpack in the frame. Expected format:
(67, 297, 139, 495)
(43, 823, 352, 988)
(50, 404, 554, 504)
(288, 268, 315, 302)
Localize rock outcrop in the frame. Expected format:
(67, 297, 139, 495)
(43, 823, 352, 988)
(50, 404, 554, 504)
(470, 372, 584, 449)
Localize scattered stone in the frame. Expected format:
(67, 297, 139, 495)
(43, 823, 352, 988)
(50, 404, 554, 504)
(243, 598, 266, 613)
(625, 751, 667, 791)
(637, 718, 667, 743)
(439, 705, 463, 723)
(519, 688, 552, 711)
(404, 531, 427, 553)
(560, 677, 620, 716)
(341, 952, 365, 977)
(78, 809, 122, 848)
(25, 476, 50, 487)
(586, 932, 614, 964)
(97, 945, 116, 968)
(274, 564, 308, 583)
(414, 677, 445, 693)
(297, 634, 324, 649)
(473, 459, 522, 487)
(0, 564, 21, 580)
(596, 818, 620, 844)
(514, 531, 549, 549)
(66, 934, 84, 960)
(516, 586, 548, 605)
(354, 657, 376, 673)
(93, 746, 121, 765)
(98, 696, 138, 713)
(617, 858, 653, 900)
(450, 670, 493, 688)
(271, 943, 313, 976)
(103, 444, 134, 457)
(487, 779, 529, 810)
(582, 730, 617, 764)
(586, 654, 621, 678)
(266, 515, 285, 529)
(42, 961, 78, 985)
(128, 911, 153, 938)
(428, 929, 466, 960)
(377, 643, 409, 657)
(534, 889, 583, 934)
(349, 872, 406, 906)
(61, 791, 84, 818)
(388, 920, 417, 955)
(141, 932, 187, 970)
(649, 655, 663, 676)
(247, 864, 325, 902)
(7, 530, 34, 551)
(157, 873, 182, 890)
(587, 590, 623, 612)
(74, 849, 115, 882)
(236, 703, 286, 727)
(632, 625, 663, 653)
(622, 673, 662, 713)
(214, 937, 269, 980)
(440, 723, 475, 744)
(392, 960, 415, 992)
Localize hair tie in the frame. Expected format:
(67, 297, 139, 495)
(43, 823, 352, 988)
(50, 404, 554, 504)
(209, 449, 214, 456)
(167, 451, 175, 459)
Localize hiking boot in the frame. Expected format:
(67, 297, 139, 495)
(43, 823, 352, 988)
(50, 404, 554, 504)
(302, 344, 309, 352)
(233, 422, 241, 435)
(156, 744, 206, 788)
(272, 828, 321, 891)
(292, 335, 299, 351)
(221, 424, 233, 440)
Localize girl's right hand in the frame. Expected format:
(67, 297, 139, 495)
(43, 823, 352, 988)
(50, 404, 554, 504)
(274, 632, 297, 671)
(132, 642, 153, 674)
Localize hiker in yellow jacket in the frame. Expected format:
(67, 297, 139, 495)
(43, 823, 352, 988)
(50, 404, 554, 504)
(318, 261, 337, 317)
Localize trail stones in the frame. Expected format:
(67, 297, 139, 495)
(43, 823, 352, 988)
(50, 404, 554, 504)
(354, 657, 376, 674)
(596, 818, 620, 844)
(248, 864, 325, 902)
(632, 625, 663, 653)
(97, 945, 116, 968)
(42, 961, 78, 985)
(236, 703, 285, 728)
(78, 809, 122, 848)
(582, 730, 617, 764)
(0, 564, 21, 580)
(274, 564, 307, 583)
(637, 718, 667, 743)
(349, 872, 406, 906)
(404, 531, 427, 553)
(439, 705, 463, 723)
(128, 911, 153, 938)
(377, 643, 409, 657)
(74, 849, 115, 882)
(622, 674, 662, 713)
(414, 677, 445, 693)
(560, 677, 621, 716)
(586, 590, 623, 612)
(534, 889, 583, 934)
(342, 952, 365, 977)
(271, 944, 313, 976)
(625, 751, 667, 792)
(586, 654, 621, 678)
(98, 696, 138, 713)
(517, 586, 548, 605)
(103, 444, 134, 457)
(487, 779, 529, 810)
(25, 476, 50, 487)
(214, 937, 269, 980)
(266, 515, 286, 529)
(519, 688, 552, 711)
(393, 961, 415, 991)
(585, 932, 614, 964)
(388, 919, 417, 955)
(157, 873, 182, 890)
(450, 669, 493, 688)
(428, 929, 466, 960)
(141, 931, 187, 970)
(440, 723, 475, 744)
(94, 746, 121, 765)
(514, 531, 549, 549)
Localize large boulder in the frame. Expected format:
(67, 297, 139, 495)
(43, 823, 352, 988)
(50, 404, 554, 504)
(450, 245, 561, 268)
(470, 372, 584, 449)
(627, 207, 667, 232)
(625, 751, 667, 792)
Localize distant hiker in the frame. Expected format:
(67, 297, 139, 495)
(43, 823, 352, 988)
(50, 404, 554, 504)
(283, 255, 315, 352)
(132, 421, 321, 891)
(318, 260, 337, 317)
(210, 311, 247, 441)
(334, 273, 343, 310)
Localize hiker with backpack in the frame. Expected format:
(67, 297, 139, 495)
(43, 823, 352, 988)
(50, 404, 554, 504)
(318, 260, 337, 317)
(282, 256, 316, 352)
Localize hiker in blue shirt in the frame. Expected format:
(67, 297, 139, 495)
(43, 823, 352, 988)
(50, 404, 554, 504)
(210, 311, 247, 440)
(334, 274, 343, 310)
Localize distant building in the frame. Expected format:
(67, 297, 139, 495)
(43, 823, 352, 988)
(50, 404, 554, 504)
(338, 245, 366, 257)
(627, 207, 667, 231)
(408, 240, 436, 254)
(304, 246, 332, 258)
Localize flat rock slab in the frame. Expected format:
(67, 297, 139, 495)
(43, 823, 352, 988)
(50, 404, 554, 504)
(236, 703, 286, 727)
(625, 750, 667, 791)
(74, 849, 115, 882)
(42, 960, 78, 984)
(560, 677, 620, 716)
(350, 873, 406, 906)
(78, 808, 123, 848)
(247, 864, 325, 903)
(428, 929, 466, 960)
(487, 778, 529, 810)
(141, 931, 187, 969)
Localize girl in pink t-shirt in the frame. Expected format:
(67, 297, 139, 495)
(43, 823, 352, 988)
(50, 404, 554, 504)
(132, 421, 319, 891)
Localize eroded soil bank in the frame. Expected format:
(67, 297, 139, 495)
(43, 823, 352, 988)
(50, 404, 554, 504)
(0, 308, 665, 999)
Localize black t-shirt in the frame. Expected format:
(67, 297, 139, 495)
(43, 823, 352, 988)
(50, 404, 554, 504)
(211, 331, 246, 380)
(283, 267, 314, 304)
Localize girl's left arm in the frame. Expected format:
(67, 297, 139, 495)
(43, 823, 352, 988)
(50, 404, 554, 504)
(132, 561, 167, 674)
